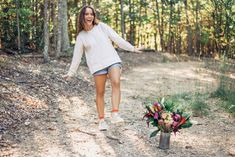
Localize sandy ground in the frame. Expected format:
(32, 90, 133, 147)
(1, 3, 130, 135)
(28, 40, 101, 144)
(0, 52, 235, 157)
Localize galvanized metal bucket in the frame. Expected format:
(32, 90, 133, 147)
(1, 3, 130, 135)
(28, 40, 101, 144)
(159, 132, 171, 149)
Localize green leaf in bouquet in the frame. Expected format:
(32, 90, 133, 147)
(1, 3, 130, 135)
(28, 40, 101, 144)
(158, 125, 165, 132)
(150, 129, 160, 138)
(164, 100, 174, 112)
(180, 121, 193, 128)
(149, 117, 155, 122)
(161, 97, 165, 105)
(182, 113, 191, 120)
(151, 119, 158, 127)
(148, 117, 156, 125)
(176, 109, 183, 115)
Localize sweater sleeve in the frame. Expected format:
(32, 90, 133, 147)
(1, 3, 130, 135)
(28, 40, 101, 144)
(67, 35, 84, 77)
(100, 22, 135, 52)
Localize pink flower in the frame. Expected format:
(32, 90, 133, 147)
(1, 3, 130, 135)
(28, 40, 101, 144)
(158, 119, 164, 125)
(161, 112, 168, 119)
(173, 121, 179, 127)
(154, 112, 159, 119)
(153, 102, 162, 111)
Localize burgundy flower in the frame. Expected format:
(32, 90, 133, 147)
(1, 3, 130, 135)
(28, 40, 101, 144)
(146, 120, 150, 127)
(172, 113, 181, 121)
(143, 112, 153, 120)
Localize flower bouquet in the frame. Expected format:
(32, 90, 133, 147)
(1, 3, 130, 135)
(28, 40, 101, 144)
(143, 98, 192, 149)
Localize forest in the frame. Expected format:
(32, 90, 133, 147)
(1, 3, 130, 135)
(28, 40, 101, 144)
(0, 0, 235, 157)
(1, 0, 234, 60)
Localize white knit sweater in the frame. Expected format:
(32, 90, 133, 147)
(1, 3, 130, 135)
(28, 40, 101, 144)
(67, 22, 135, 76)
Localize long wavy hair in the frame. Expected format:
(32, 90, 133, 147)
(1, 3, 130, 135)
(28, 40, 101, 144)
(77, 6, 99, 34)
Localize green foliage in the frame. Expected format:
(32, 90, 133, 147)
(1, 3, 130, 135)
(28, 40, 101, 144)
(163, 99, 175, 112)
(150, 117, 158, 127)
(200, 29, 210, 45)
(98, 2, 113, 23)
(215, 57, 235, 115)
(181, 120, 193, 128)
(165, 93, 210, 117)
(203, 56, 235, 116)
(0, 0, 235, 57)
(0, 1, 41, 51)
(150, 129, 160, 138)
(212, 88, 235, 116)
(190, 98, 209, 117)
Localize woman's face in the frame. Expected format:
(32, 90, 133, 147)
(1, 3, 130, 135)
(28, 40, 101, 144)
(84, 8, 94, 27)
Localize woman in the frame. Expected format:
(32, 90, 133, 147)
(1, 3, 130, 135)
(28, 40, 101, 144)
(63, 6, 143, 131)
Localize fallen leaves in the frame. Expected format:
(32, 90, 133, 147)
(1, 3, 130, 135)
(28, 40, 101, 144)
(0, 56, 93, 153)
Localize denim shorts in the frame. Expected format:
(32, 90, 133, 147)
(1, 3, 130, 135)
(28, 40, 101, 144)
(93, 62, 122, 76)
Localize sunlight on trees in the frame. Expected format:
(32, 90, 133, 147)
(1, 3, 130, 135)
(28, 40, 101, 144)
(0, 0, 234, 59)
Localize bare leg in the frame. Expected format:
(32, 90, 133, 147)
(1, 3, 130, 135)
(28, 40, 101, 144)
(108, 67, 121, 111)
(94, 74, 107, 119)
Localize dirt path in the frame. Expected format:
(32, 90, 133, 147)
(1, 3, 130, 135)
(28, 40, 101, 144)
(1, 53, 235, 157)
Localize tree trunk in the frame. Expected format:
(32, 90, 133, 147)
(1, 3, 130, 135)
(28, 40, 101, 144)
(0, 24, 1, 48)
(161, 0, 165, 51)
(224, 0, 232, 56)
(95, 0, 99, 9)
(156, 0, 163, 51)
(184, 0, 193, 55)
(32, 0, 35, 48)
(0, 25, 2, 48)
(153, 2, 158, 51)
(137, 1, 143, 46)
(87, 0, 91, 5)
(43, 0, 50, 62)
(212, 0, 221, 54)
(61, 0, 70, 53)
(68, 13, 73, 42)
(115, 0, 118, 30)
(195, 0, 201, 57)
(56, 0, 62, 58)
(176, 4, 182, 54)
(129, 0, 134, 44)
(51, 0, 57, 53)
(120, 0, 125, 38)
(154, 33, 157, 51)
(167, 1, 173, 53)
(82, 0, 86, 6)
(16, 0, 21, 53)
(35, 0, 38, 47)
(212, 11, 218, 54)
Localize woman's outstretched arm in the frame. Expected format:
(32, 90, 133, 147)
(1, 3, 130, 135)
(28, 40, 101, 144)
(100, 22, 143, 53)
(66, 35, 84, 77)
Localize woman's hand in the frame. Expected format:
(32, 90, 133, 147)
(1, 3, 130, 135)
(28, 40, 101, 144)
(134, 46, 145, 53)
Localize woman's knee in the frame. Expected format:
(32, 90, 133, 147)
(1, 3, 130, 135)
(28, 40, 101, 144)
(96, 88, 105, 96)
(111, 79, 120, 88)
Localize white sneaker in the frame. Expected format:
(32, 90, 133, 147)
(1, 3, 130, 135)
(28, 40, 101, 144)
(110, 112, 124, 124)
(98, 119, 108, 131)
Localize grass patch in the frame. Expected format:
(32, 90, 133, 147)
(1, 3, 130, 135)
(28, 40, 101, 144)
(162, 56, 170, 63)
(190, 99, 209, 117)
(166, 93, 210, 117)
(211, 88, 235, 117)
(210, 56, 235, 117)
